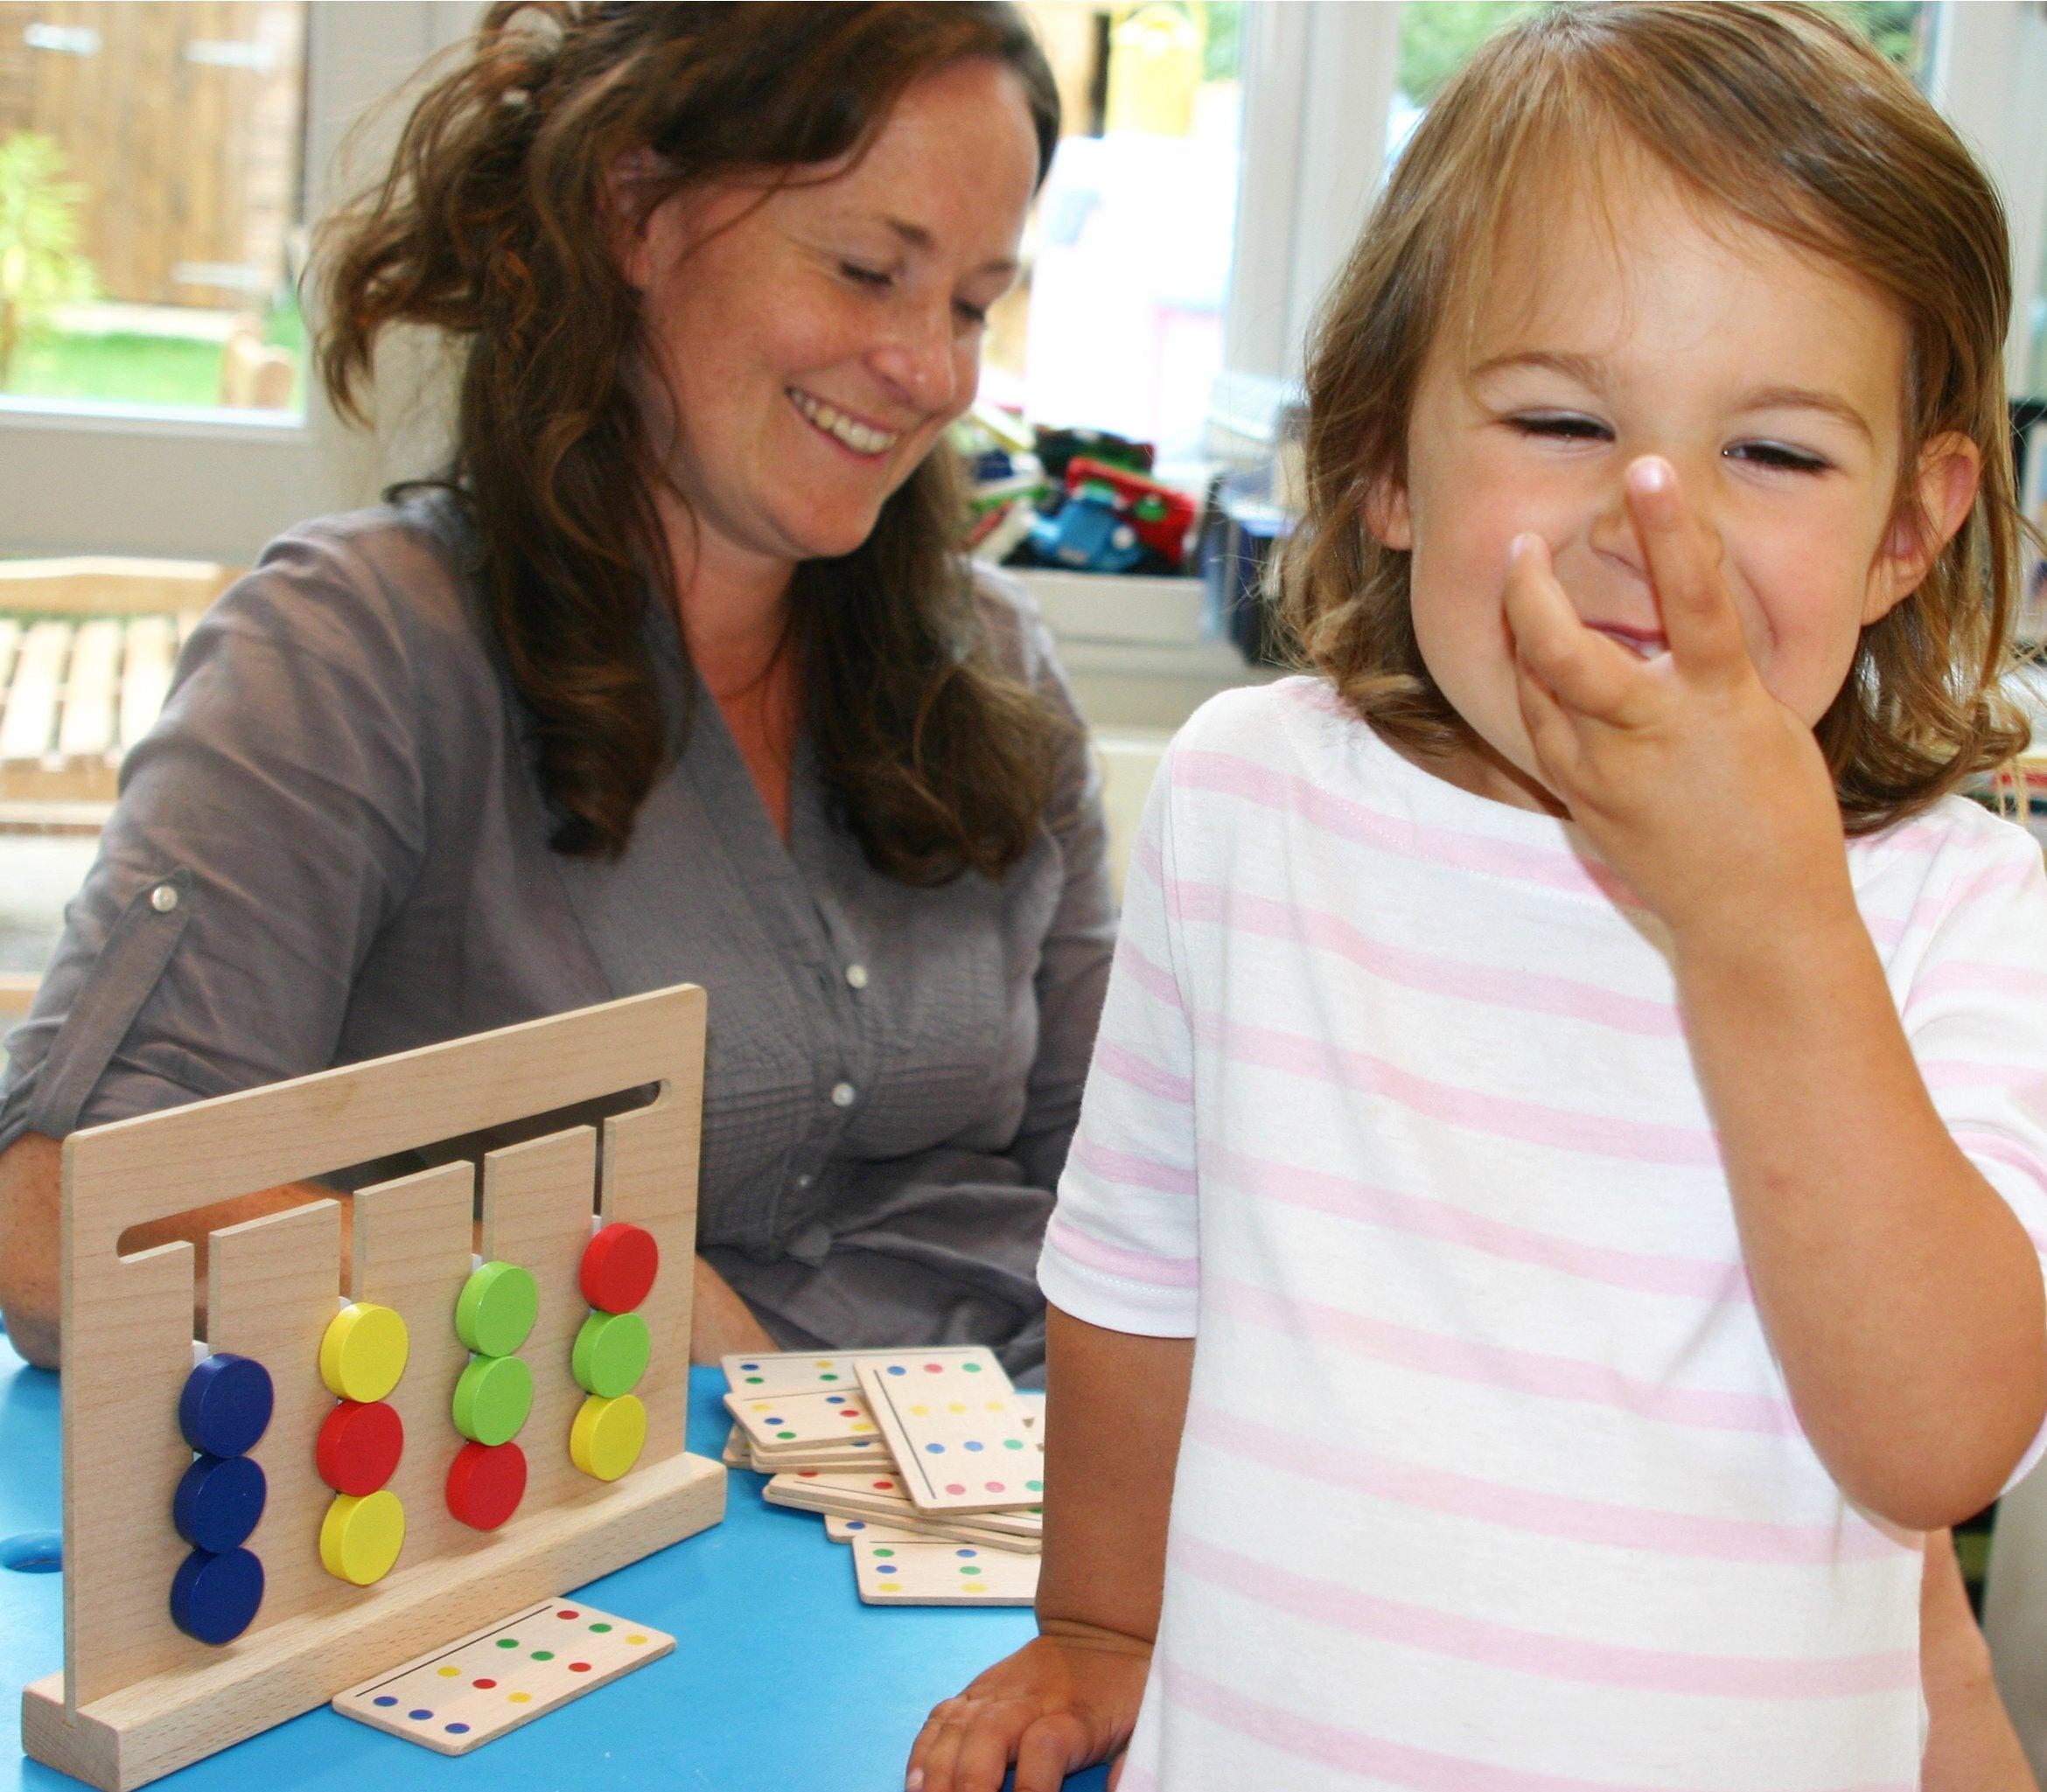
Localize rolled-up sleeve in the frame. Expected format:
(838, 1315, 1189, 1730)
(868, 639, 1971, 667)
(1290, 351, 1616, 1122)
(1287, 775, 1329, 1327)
(0, 528, 428, 1151)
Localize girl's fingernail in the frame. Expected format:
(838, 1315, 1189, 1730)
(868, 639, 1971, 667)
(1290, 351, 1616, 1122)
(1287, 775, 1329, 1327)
(1509, 532, 1540, 561)
(905, 1773, 924, 1791)
(1629, 457, 1671, 495)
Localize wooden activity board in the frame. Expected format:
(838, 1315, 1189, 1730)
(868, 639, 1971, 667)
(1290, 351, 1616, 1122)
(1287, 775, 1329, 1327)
(19, 985, 726, 1790)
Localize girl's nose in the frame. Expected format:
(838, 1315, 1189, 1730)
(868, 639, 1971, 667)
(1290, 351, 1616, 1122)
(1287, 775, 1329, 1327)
(1592, 457, 1726, 575)
(869, 301, 961, 416)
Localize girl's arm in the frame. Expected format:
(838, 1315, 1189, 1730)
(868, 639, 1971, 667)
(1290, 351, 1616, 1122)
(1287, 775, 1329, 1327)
(1503, 457, 2047, 1531)
(907, 1304, 1191, 1792)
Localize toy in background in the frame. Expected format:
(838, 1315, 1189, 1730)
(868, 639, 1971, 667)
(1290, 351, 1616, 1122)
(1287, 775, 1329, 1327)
(1976, 398, 2047, 849)
(1194, 407, 1305, 668)
(18, 986, 724, 1792)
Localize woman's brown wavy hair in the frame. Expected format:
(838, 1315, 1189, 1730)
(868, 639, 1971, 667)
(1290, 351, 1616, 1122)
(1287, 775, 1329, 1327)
(1283, 0, 2039, 835)
(316, 2, 1068, 878)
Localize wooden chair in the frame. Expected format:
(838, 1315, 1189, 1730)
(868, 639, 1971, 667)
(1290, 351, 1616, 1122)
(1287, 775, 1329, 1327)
(0, 558, 241, 837)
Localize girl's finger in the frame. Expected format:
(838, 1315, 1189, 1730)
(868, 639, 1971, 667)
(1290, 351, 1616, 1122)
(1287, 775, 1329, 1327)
(1513, 645, 1581, 797)
(1624, 457, 1748, 680)
(1014, 1715, 1094, 1792)
(1502, 533, 1644, 722)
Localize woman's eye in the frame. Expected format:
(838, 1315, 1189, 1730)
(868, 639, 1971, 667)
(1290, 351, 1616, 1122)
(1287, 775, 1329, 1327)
(1509, 415, 1608, 441)
(841, 262, 892, 290)
(1728, 442, 1827, 475)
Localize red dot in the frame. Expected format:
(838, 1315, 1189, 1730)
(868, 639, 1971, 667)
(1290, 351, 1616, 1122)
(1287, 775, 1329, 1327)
(569, 1663, 591, 1673)
(872, 1481, 895, 1491)
(557, 1610, 579, 1621)
(579, 1223, 660, 1313)
(316, 1400, 404, 1496)
(924, 1363, 943, 1373)
(798, 1471, 818, 1480)
(473, 1679, 497, 1690)
(445, 1440, 527, 1530)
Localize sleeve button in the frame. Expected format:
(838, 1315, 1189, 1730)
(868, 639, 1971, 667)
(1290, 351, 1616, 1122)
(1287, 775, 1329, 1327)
(150, 883, 180, 913)
(844, 964, 869, 990)
(830, 1082, 856, 1108)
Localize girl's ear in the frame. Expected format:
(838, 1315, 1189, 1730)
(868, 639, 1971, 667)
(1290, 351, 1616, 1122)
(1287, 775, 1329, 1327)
(1365, 476, 1414, 551)
(1862, 431, 1980, 626)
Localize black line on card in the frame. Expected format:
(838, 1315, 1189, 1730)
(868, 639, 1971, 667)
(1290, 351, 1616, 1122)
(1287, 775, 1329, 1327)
(353, 1600, 558, 1696)
(877, 1377, 944, 1503)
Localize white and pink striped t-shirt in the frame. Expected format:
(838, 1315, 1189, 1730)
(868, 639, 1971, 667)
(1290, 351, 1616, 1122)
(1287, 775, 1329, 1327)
(1036, 676, 2047, 1792)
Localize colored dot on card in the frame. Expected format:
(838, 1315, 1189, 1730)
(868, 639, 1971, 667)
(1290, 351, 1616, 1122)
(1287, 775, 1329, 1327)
(1026, 1480, 1043, 1492)
(886, 1365, 906, 1377)
(985, 1482, 1008, 1494)
(569, 1663, 591, 1674)
(964, 1440, 984, 1453)
(763, 1413, 784, 1425)
(873, 1480, 896, 1491)
(437, 1666, 460, 1677)
(877, 1565, 898, 1575)
(852, 1423, 875, 1433)
(740, 1362, 759, 1371)
(924, 1363, 943, 1373)
(374, 1697, 398, 1708)
(911, 1404, 929, 1416)
(508, 1692, 532, 1705)
(1003, 1439, 1024, 1451)
(625, 1635, 647, 1646)
(964, 1363, 983, 1374)
(874, 1547, 896, 1557)
(558, 1609, 579, 1620)
(799, 1471, 819, 1480)
(847, 1520, 866, 1531)
(945, 1482, 967, 1495)
(472, 1679, 496, 1690)
(409, 1710, 432, 1721)
(446, 1725, 470, 1735)
(744, 1376, 763, 1384)
(825, 1396, 844, 1406)
(497, 1637, 518, 1649)
(820, 1373, 840, 1383)
(960, 1566, 982, 1578)
(956, 1549, 979, 1558)
(948, 1402, 965, 1414)
(926, 1443, 945, 1454)
(531, 1650, 554, 1661)
(775, 1431, 796, 1441)
(589, 1623, 611, 1633)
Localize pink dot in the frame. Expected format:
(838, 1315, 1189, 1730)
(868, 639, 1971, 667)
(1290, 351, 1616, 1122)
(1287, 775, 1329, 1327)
(985, 1482, 1007, 1493)
(924, 1363, 943, 1373)
(946, 1482, 967, 1495)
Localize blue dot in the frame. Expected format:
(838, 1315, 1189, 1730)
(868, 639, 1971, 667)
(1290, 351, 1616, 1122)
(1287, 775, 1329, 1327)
(846, 1520, 866, 1531)
(738, 1362, 758, 1371)
(826, 1396, 844, 1405)
(446, 1724, 470, 1735)
(764, 1414, 783, 1425)
(964, 1440, 984, 1453)
(877, 1565, 898, 1574)
(887, 1365, 906, 1376)
(956, 1549, 979, 1558)
(409, 1709, 432, 1721)
(374, 1696, 398, 1708)
(925, 1442, 945, 1454)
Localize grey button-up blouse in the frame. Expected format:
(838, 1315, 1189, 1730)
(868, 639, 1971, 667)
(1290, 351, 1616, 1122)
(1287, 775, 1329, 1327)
(0, 497, 1115, 1377)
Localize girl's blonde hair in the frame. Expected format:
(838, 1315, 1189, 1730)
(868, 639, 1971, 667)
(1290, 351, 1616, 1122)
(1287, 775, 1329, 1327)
(1282, 0, 2037, 833)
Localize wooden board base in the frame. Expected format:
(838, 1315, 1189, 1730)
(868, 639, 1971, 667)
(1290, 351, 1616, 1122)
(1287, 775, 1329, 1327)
(22, 1449, 724, 1792)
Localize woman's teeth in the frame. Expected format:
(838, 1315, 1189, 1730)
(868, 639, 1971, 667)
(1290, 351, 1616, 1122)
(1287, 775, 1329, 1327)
(789, 390, 899, 456)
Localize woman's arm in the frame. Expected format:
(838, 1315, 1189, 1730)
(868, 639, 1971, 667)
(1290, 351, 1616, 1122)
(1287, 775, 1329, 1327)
(908, 1306, 1190, 1792)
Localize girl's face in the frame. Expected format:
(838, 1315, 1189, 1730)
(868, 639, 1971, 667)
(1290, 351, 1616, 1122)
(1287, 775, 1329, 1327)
(1373, 164, 1979, 813)
(619, 57, 1039, 589)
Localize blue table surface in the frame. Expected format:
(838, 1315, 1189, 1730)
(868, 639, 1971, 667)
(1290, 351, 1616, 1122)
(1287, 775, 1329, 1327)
(0, 1331, 1108, 1791)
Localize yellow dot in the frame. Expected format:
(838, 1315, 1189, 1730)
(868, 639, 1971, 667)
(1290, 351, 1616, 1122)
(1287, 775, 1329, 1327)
(625, 1635, 647, 1646)
(987, 1400, 1005, 1412)
(569, 1392, 647, 1482)
(437, 1665, 459, 1678)
(319, 1489, 405, 1586)
(814, 1358, 832, 1367)
(948, 1402, 966, 1414)
(910, 1404, 929, 1416)
(318, 1302, 409, 1403)
(508, 1692, 532, 1705)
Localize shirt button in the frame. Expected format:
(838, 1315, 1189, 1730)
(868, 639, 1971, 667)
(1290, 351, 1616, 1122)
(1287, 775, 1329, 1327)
(830, 1081, 856, 1108)
(150, 883, 179, 913)
(844, 963, 869, 990)
(795, 1174, 814, 1190)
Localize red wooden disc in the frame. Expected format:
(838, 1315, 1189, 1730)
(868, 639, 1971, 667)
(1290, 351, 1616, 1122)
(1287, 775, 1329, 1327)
(579, 1223, 660, 1314)
(446, 1440, 527, 1531)
(315, 1399, 403, 1496)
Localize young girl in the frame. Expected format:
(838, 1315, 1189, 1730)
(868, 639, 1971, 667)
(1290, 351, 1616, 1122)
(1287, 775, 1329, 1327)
(910, 4, 2047, 1788)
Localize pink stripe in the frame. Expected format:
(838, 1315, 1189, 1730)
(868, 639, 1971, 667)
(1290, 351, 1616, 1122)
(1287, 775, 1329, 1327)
(1909, 960, 2047, 1008)
(1157, 1656, 1914, 1792)
(1872, 853, 2043, 946)
(1114, 934, 1185, 1015)
(1093, 1038, 1194, 1105)
(1211, 1275, 1801, 1435)
(1044, 1212, 1200, 1289)
(1184, 1398, 1908, 1562)
(1172, 878, 1682, 1037)
(1198, 1011, 1722, 1168)
(1208, 1140, 1747, 1301)
(1922, 1059, 2047, 1098)
(1955, 1130, 2047, 1204)
(1071, 1132, 1198, 1197)
(1172, 1532, 1917, 1699)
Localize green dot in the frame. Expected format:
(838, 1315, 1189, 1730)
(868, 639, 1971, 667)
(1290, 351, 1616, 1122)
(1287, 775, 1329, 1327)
(821, 1373, 839, 1382)
(873, 1548, 895, 1558)
(776, 1430, 796, 1440)
(1026, 1480, 1042, 1492)
(963, 1363, 983, 1373)
(532, 1650, 554, 1662)
(496, 1639, 518, 1649)
(745, 1375, 763, 1384)
(960, 1566, 982, 1576)
(589, 1622, 611, 1633)
(1003, 1439, 1024, 1450)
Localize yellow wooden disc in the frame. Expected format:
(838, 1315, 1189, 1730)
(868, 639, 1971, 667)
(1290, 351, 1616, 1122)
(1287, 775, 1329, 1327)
(318, 1302, 409, 1403)
(319, 1489, 405, 1586)
(569, 1393, 646, 1482)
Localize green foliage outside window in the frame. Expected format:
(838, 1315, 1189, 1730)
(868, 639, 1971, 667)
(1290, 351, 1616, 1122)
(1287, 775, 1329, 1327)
(0, 132, 96, 389)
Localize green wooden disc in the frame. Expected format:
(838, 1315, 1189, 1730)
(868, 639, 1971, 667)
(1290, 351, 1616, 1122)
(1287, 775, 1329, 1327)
(571, 1309, 651, 1399)
(455, 1260, 539, 1357)
(451, 1352, 534, 1446)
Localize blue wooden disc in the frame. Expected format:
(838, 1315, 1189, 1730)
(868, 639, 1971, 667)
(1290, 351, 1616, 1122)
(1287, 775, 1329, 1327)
(169, 1545, 264, 1645)
(178, 1354, 274, 1457)
(172, 1453, 266, 1554)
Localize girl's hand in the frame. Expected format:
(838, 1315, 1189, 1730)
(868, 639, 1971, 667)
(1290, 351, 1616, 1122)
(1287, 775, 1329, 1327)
(905, 1627, 1150, 1792)
(1500, 456, 1853, 947)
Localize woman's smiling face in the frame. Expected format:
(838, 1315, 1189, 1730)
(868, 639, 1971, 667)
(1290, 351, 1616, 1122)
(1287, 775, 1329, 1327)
(1372, 158, 1975, 813)
(623, 56, 1040, 583)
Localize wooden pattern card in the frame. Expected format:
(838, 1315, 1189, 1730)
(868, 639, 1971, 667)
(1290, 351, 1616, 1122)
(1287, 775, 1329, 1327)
(852, 1536, 1038, 1606)
(853, 1350, 1040, 1513)
(332, 1598, 673, 1755)
(821, 1506, 1037, 1555)
(721, 1348, 905, 1396)
(723, 1385, 883, 1454)
(765, 1468, 1041, 1542)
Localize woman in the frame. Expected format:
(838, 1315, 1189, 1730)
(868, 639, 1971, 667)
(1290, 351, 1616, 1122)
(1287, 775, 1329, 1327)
(0, 2, 1111, 1380)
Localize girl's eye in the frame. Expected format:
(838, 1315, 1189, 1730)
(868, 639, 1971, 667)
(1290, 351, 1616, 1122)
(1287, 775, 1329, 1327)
(954, 300, 989, 328)
(841, 262, 893, 290)
(1727, 442, 1827, 475)
(1508, 415, 1608, 442)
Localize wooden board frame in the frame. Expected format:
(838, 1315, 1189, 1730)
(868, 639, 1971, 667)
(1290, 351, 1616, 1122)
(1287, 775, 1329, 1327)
(20, 985, 726, 1791)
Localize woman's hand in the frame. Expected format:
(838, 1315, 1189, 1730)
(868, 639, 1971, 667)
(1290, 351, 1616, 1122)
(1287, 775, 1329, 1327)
(905, 1625, 1150, 1792)
(1500, 456, 1852, 951)
(689, 1252, 775, 1363)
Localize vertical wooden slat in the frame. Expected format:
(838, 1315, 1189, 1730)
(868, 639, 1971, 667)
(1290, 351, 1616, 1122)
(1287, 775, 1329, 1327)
(57, 616, 122, 760)
(117, 616, 177, 754)
(479, 1127, 600, 1520)
(351, 1165, 483, 1585)
(0, 620, 72, 764)
(205, 1200, 348, 1638)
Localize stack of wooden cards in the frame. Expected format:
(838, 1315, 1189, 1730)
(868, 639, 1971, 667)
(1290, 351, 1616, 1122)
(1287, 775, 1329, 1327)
(721, 1347, 1044, 1607)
